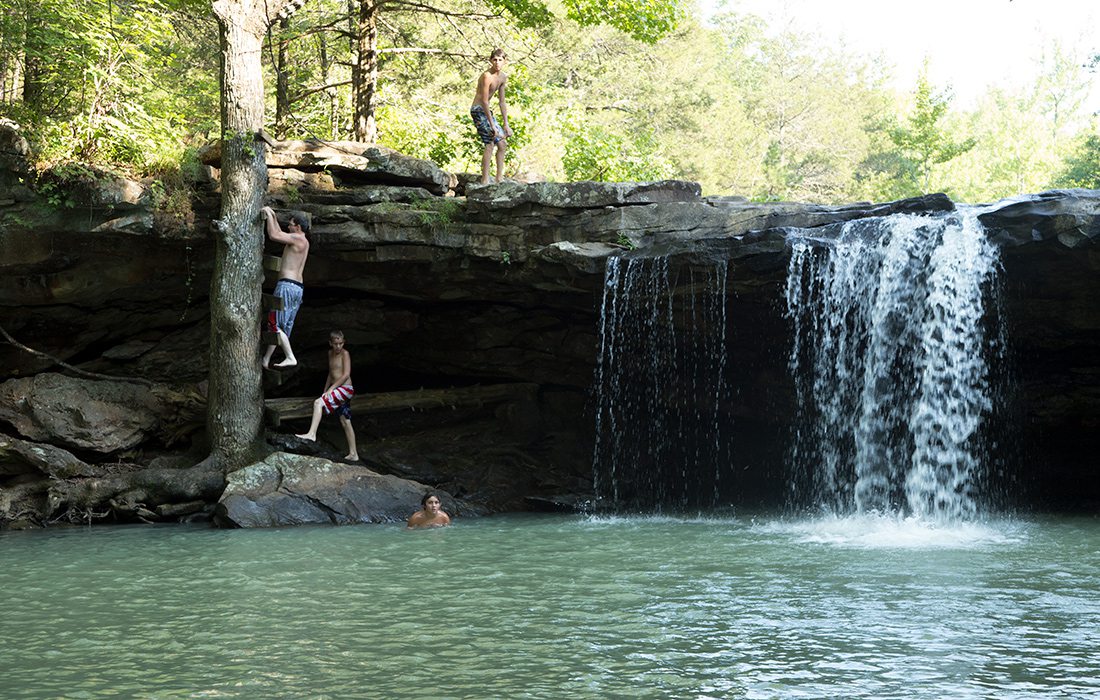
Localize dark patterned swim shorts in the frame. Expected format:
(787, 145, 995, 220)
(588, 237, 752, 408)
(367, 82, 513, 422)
(470, 105, 504, 145)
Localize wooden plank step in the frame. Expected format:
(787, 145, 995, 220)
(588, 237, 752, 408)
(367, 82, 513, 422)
(264, 403, 283, 427)
(264, 383, 539, 424)
(263, 255, 282, 272)
(262, 293, 284, 311)
(262, 367, 285, 386)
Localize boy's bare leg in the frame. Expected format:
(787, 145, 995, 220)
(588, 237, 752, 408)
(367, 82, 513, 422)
(481, 143, 494, 184)
(495, 141, 507, 183)
(262, 344, 277, 369)
(340, 416, 359, 461)
(273, 329, 297, 368)
(295, 398, 325, 441)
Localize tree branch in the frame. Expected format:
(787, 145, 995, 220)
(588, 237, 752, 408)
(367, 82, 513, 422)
(585, 104, 634, 114)
(291, 79, 353, 101)
(386, 0, 497, 19)
(0, 323, 157, 387)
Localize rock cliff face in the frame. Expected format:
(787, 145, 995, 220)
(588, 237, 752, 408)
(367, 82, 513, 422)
(1, 130, 1098, 527)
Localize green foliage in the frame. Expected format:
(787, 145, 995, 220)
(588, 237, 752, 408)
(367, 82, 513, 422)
(222, 129, 260, 159)
(1054, 131, 1100, 189)
(283, 184, 303, 204)
(5, 0, 218, 172)
(415, 197, 463, 226)
(859, 69, 975, 199)
(3, 0, 1098, 205)
(486, 0, 553, 28)
(562, 0, 685, 43)
(146, 147, 203, 229)
(34, 162, 101, 208)
(562, 122, 670, 182)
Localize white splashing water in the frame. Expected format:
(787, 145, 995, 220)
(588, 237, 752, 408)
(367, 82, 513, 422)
(753, 513, 1023, 549)
(786, 211, 1001, 521)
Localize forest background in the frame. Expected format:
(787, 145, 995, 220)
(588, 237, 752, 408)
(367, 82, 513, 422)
(1, 0, 1098, 204)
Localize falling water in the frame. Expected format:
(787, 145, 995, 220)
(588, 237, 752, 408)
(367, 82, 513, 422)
(786, 210, 1001, 520)
(592, 256, 729, 510)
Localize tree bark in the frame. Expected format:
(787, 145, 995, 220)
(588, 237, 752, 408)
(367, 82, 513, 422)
(351, 0, 380, 143)
(208, 0, 294, 471)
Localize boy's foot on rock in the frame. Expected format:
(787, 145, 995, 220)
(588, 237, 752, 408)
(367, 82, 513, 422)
(295, 433, 316, 442)
(345, 454, 359, 462)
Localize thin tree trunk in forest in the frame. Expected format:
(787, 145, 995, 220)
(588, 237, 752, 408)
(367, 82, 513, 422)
(274, 17, 290, 139)
(0, 5, 9, 103)
(316, 31, 339, 138)
(351, 0, 380, 143)
(22, 4, 44, 111)
(207, 0, 296, 472)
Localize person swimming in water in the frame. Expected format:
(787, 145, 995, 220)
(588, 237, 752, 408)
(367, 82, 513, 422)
(406, 493, 452, 529)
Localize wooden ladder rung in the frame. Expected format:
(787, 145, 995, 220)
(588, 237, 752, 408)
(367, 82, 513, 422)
(262, 367, 285, 386)
(262, 293, 284, 311)
(263, 404, 283, 427)
(263, 255, 282, 272)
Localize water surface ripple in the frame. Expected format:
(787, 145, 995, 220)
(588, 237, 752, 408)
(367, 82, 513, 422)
(2, 514, 1098, 699)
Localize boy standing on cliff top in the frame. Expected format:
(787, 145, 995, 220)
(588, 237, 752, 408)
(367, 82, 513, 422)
(470, 48, 513, 185)
(295, 330, 359, 461)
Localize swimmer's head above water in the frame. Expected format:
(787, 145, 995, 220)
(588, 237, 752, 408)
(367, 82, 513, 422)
(408, 492, 451, 528)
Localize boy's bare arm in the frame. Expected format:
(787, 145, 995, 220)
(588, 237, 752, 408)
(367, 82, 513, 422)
(261, 207, 297, 245)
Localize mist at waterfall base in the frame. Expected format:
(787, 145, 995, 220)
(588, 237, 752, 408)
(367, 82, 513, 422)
(592, 210, 1012, 521)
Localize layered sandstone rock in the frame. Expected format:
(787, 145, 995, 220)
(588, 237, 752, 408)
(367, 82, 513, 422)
(2, 136, 1099, 526)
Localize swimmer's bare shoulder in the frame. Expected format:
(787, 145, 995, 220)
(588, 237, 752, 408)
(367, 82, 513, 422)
(406, 512, 451, 529)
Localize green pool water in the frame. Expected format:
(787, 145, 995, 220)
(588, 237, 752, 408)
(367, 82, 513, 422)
(2, 513, 1098, 699)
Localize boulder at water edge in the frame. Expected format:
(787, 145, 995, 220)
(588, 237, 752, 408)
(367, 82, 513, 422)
(214, 451, 456, 528)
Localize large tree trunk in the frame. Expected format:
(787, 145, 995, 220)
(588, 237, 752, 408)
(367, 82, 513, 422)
(207, 0, 288, 471)
(351, 0, 380, 143)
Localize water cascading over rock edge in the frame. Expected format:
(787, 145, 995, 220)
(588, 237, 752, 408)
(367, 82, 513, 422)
(592, 256, 730, 511)
(785, 210, 1004, 521)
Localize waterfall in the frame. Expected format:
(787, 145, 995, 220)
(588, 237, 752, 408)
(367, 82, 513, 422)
(592, 256, 729, 510)
(786, 210, 1001, 520)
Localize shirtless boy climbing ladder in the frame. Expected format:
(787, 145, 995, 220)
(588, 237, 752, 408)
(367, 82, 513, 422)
(261, 206, 310, 370)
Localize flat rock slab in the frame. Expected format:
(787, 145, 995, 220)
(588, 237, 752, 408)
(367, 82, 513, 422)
(201, 139, 453, 195)
(979, 188, 1100, 248)
(214, 451, 456, 528)
(466, 180, 703, 212)
(0, 434, 94, 479)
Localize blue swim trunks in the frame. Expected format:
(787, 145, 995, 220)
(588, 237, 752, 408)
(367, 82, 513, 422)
(470, 105, 504, 145)
(273, 279, 303, 338)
